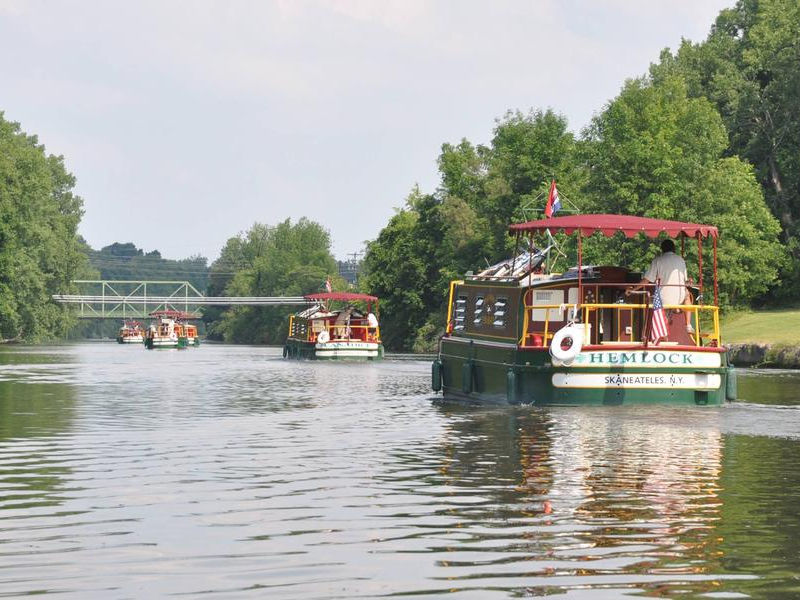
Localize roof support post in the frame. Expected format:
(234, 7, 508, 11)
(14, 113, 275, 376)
(697, 234, 704, 303)
(577, 231, 583, 312)
(528, 233, 533, 276)
(713, 236, 719, 306)
(510, 232, 520, 274)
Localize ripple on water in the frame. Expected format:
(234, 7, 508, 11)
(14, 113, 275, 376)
(0, 344, 796, 598)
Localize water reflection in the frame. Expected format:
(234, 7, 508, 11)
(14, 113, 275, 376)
(0, 348, 77, 516)
(737, 369, 800, 406)
(0, 345, 796, 598)
(424, 405, 748, 596)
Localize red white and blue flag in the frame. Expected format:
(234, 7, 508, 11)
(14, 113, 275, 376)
(649, 284, 669, 343)
(545, 180, 561, 218)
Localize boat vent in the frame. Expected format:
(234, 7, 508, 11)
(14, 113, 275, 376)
(454, 295, 467, 332)
(493, 297, 508, 327)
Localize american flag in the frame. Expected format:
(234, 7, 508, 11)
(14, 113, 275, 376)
(649, 284, 669, 343)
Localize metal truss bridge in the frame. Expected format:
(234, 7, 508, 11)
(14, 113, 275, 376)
(52, 280, 311, 319)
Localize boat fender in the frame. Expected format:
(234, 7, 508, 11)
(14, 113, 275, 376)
(506, 369, 518, 404)
(550, 324, 584, 364)
(725, 365, 737, 401)
(461, 360, 474, 394)
(317, 330, 330, 344)
(283, 345, 288, 359)
(431, 359, 443, 392)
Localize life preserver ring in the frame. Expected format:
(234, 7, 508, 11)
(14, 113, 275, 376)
(549, 324, 584, 364)
(317, 330, 330, 344)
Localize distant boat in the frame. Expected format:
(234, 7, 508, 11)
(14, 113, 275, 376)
(116, 321, 144, 344)
(144, 311, 199, 349)
(284, 292, 383, 360)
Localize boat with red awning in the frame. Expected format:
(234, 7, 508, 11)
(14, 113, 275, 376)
(432, 214, 735, 405)
(144, 310, 200, 349)
(116, 320, 144, 344)
(284, 292, 383, 360)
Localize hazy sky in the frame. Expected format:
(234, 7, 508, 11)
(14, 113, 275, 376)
(1, 0, 732, 262)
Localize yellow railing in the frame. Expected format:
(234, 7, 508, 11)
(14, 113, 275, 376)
(445, 280, 464, 333)
(519, 302, 721, 348)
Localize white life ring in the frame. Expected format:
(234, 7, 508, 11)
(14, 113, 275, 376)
(317, 330, 330, 344)
(550, 324, 584, 363)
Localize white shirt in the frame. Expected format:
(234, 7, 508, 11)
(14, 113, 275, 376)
(644, 251, 687, 307)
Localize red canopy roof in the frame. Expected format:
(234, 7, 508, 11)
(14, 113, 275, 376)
(305, 292, 378, 302)
(508, 214, 718, 239)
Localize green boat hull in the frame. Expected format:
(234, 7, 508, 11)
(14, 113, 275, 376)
(435, 337, 733, 406)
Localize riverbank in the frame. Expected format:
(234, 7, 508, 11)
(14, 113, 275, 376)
(724, 309, 800, 368)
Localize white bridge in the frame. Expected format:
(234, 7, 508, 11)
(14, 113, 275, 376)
(52, 280, 312, 319)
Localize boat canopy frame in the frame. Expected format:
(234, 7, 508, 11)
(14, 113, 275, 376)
(304, 292, 379, 315)
(507, 214, 720, 306)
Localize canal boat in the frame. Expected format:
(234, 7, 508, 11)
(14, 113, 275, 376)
(144, 315, 179, 349)
(432, 214, 736, 405)
(144, 310, 200, 350)
(116, 321, 144, 344)
(284, 292, 383, 360)
(144, 310, 200, 349)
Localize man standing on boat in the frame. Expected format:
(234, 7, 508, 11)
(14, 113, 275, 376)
(628, 239, 687, 307)
(627, 239, 694, 338)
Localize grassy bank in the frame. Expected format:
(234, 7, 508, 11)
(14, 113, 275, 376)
(722, 309, 800, 345)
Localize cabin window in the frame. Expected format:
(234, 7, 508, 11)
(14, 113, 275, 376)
(531, 289, 565, 322)
(492, 297, 508, 328)
(453, 295, 467, 331)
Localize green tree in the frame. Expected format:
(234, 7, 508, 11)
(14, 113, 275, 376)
(0, 113, 87, 341)
(362, 198, 438, 351)
(207, 218, 339, 344)
(650, 0, 800, 299)
(581, 77, 783, 305)
(87, 243, 209, 293)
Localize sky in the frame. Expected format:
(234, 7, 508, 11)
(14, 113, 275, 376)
(0, 0, 733, 263)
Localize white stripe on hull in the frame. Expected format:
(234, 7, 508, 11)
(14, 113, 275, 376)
(314, 341, 380, 358)
(552, 372, 721, 390)
(316, 350, 379, 358)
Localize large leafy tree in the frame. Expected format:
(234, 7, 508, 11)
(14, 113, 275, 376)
(0, 113, 87, 341)
(581, 77, 783, 305)
(207, 218, 339, 344)
(362, 191, 441, 350)
(650, 0, 800, 298)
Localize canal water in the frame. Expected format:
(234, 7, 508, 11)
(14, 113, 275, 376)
(0, 343, 798, 599)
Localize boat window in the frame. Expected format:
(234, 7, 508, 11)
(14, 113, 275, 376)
(454, 295, 467, 331)
(473, 296, 485, 325)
